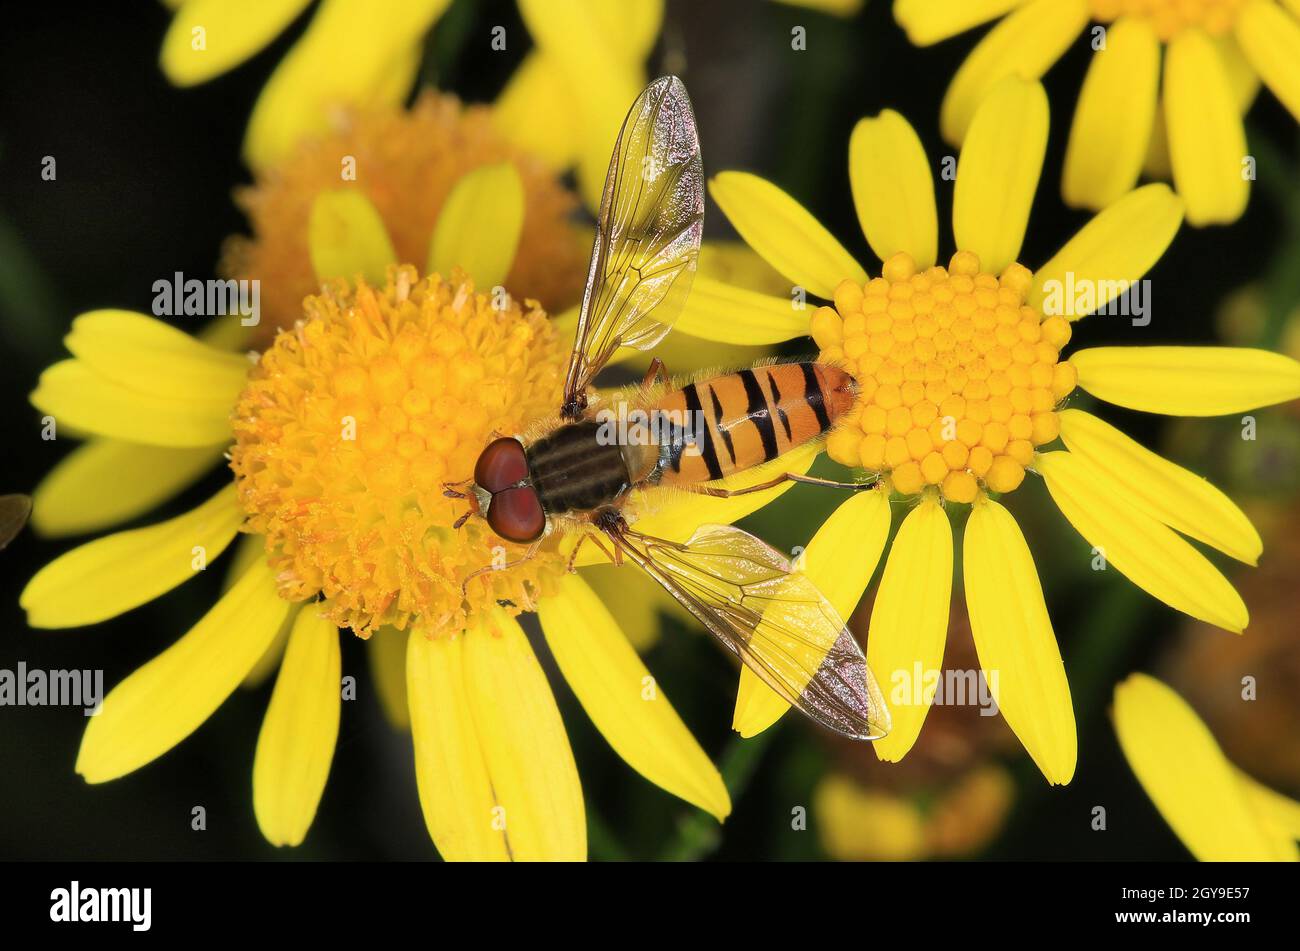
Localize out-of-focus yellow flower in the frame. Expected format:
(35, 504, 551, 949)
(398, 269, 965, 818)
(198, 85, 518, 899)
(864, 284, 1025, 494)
(222, 92, 590, 340)
(1114, 673, 1300, 861)
(774, 0, 868, 17)
(713, 77, 1300, 784)
(817, 766, 1015, 861)
(817, 610, 1018, 861)
(894, 0, 1300, 225)
(159, 0, 663, 206)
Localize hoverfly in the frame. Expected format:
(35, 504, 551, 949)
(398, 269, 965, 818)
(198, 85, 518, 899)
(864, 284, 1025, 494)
(447, 76, 889, 741)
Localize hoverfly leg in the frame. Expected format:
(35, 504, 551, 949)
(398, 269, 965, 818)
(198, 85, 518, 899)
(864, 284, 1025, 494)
(694, 471, 880, 499)
(460, 539, 543, 596)
(641, 358, 668, 389)
(442, 479, 471, 500)
(565, 533, 592, 572)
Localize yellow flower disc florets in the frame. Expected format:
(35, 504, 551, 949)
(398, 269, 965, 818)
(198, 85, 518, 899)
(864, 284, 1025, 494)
(230, 265, 568, 637)
(222, 92, 589, 343)
(814, 251, 1076, 502)
(1089, 0, 1248, 40)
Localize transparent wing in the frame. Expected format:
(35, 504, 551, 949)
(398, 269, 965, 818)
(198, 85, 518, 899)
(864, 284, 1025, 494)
(0, 494, 32, 551)
(609, 522, 890, 741)
(562, 75, 704, 416)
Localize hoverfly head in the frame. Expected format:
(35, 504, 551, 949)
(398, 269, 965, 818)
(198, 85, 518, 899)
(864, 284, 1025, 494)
(469, 436, 546, 544)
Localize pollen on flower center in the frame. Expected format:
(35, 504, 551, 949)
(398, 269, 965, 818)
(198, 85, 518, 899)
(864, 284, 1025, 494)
(230, 265, 569, 637)
(1088, 0, 1248, 40)
(813, 251, 1076, 502)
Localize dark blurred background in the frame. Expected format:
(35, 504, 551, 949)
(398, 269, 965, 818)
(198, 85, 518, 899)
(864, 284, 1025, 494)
(2, 0, 1298, 861)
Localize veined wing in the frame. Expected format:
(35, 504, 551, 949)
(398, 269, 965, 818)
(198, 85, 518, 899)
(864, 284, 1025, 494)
(609, 522, 890, 741)
(561, 75, 703, 417)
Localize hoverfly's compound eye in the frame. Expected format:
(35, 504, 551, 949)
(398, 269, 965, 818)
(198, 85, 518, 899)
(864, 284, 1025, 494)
(474, 437, 531, 494)
(486, 486, 546, 543)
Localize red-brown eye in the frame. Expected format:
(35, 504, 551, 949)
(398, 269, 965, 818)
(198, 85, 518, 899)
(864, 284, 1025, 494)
(474, 437, 531, 493)
(486, 487, 546, 543)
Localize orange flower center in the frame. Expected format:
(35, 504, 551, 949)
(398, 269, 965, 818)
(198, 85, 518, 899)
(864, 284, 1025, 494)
(814, 251, 1076, 501)
(229, 266, 569, 637)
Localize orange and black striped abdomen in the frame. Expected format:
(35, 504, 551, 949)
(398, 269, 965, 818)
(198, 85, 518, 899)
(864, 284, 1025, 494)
(653, 362, 856, 486)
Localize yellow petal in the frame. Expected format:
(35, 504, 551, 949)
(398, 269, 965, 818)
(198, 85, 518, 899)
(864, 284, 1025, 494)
(539, 574, 730, 820)
(734, 487, 891, 738)
(1070, 346, 1300, 415)
(161, 0, 312, 86)
(1235, 0, 1300, 122)
(1165, 29, 1250, 226)
(308, 190, 397, 286)
(77, 558, 291, 782)
(940, 0, 1088, 145)
(1062, 17, 1160, 210)
(1038, 451, 1248, 633)
(243, 0, 450, 169)
(253, 607, 341, 847)
(22, 485, 242, 629)
(30, 440, 220, 538)
(580, 562, 689, 652)
(517, 0, 644, 208)
(964, 498, 1075, 784)
(867, 497, 952, 762)
(1113, 673, 1292, 861)
(367, 626, 409, 729)
(708, 172, 866, 300)
(675, 276, 808, 344)
(1236, 770, 1300, 848)
(953, 76, 1048, 274)
(407, 630, 508, 861)
(408, 611, 586, 861)
(697, 239, 792, 295)
(849, 110, 939, 268)
(492, 52, 580, 170)
(1030, 184, 1184, 320)
(894, 0, 1026, 45)
(31, 360, 233, 448)
(65, 309, 251, 408)
(230, 535, 288, 689)
(1058, 409, 1261, 564)
(427, 163, 525, 291)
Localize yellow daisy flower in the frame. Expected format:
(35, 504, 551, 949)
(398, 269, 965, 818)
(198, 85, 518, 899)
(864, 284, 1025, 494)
(19, 87, 814, 855)
(21, 253, 824, 856)
(1114, 673, 1300, 860)
(159, 0, 663, 205)
(894, 0, 1300, 225)
(709, 75, 1300, 783)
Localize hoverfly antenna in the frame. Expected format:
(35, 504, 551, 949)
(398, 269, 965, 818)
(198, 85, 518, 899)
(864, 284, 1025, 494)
(442, 479, 471, 500)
